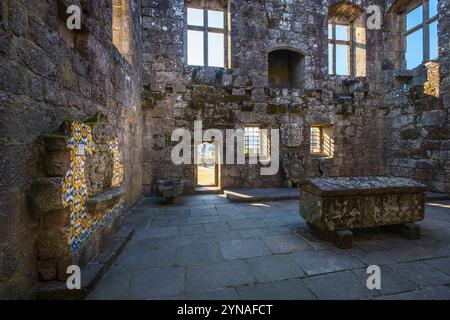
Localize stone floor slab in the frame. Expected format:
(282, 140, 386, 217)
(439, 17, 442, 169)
(186, 260, 255, 291)
(262, 234, 312, 254)
(238, 226, 293, 239)
(376, 286, 450, 300)
(422, 256, 450, 276)
(303, 271, 378, 299)
(227, 218, 266, 230)
(190, 208, 219, 217)
(203, 222, 230, 233)
(90, 194, 450, 300)
(178, 224, 205, 236)
(176, 243, 223, 266)
(290, 249, 365, 276)
(134, 226, 177, 240)
(172, 288, 239, 300)
(245, 254, 305, 282)
(236, 279, 315, 300)
(219, 238, 271, 260)
(188, 215, 222, 225)
(351, 266, 418, 295)
(129, 267, 185, 299)
(111, 247, 176, 272)
(387, 261, 450, 287)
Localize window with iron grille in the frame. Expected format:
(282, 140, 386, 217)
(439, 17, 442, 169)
(244, 127, 271, 159)
(245, 127, 260, 156)
(310, 126, 334, 157)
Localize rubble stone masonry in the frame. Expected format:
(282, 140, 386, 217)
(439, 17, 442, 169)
(0, 0, 142, 298)
(0, 0, 448, 298)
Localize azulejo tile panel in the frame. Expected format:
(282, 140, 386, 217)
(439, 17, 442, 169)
(62, 121, 124, 252)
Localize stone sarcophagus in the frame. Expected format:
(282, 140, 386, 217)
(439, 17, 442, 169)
(300, 177, 426, 248)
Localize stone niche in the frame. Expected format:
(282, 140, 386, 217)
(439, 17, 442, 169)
(31, 114, 125, 281)
(268, 49, 305, 90)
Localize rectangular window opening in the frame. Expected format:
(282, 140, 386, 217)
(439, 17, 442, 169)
(328, 21, 351, 76)
(310, 126, 334, 157)
(245, 127, 260, 157)
(186, 5, 227, 68)
(404, 0, 439, 70)
(244, 127, 271, 160)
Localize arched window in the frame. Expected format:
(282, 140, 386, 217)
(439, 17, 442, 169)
(327, 2, 366, 77)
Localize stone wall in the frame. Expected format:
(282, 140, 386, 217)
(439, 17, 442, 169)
(383, 0, 450, 193)
(0, 0, 142, 298)
(1, 0, 448, 299)
(141, 0, 386, 195)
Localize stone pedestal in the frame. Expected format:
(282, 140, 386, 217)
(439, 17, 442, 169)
(157, 179, 184, 200)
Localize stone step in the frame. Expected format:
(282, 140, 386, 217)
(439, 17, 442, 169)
(224, 188, 299, 203)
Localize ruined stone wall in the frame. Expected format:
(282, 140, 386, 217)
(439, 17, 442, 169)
(141, 0, 386, 195)
(383, 0, 450, 193)
(0, 0, 142, 298)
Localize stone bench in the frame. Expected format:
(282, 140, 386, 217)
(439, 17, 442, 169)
(299, 177, 426, 248)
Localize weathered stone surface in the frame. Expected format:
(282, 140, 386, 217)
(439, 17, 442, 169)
(282, 153, 304, 186)
(304, 177, 427, 196)
(86, 187, 125, 214)
(87, 194, 450, 299)
(0, 0, 143, 298)
(1, 0, 450, 299)
(140, 0, 388, 194)
(31, 178, 66, 212)
(157, 179, 184, 199)
(280, 123, 302, 147)
(300, 177, 426, 232)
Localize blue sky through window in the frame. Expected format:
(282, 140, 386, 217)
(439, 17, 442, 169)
(429, 0, 438, 17)
(187, 30, 204, 66)
(208, 10, 224, 29)
(208, 32, 224, 67)
(336, 44, 349, 75)
(406, 5, 423, 31)
(406, 29, 423, 69)
(187, 8, 203, 26)
(335, 25, 349, 41)
(430, 21, 438, 60)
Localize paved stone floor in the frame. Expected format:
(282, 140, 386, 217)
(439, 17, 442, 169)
(88, 195, 450, 300)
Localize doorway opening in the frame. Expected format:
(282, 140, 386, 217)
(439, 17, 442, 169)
(196, 142, 219, 189)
